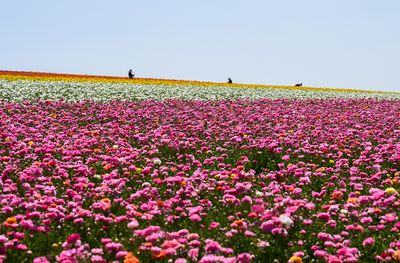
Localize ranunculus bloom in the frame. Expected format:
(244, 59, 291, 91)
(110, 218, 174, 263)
(66, 233, 81, 244)
(363, 237, 375, 246)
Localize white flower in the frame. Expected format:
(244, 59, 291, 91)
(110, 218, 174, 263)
(1, 79, 399, 101)
(279, 214, 294, 227)
(141, 182, 151, 187)
(255, 191, 264, 197)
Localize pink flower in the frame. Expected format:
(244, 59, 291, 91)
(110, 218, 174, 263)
(209, 222, 220, 229)
(188, 248, 199, 260)
(190, 214, 202, 222)
(314, 250, 327, 257)
(244, 230, 256, 237)
(66, 233, 81, 244)
(317, 212, 331, 221)
(90, 255, 106, 263)
(237, 253, 254, 263)
(33, 257, 50, 263)
(205, 239, 223, 253)
(363, 237, 375, 246)
(128, 219, 139, 229)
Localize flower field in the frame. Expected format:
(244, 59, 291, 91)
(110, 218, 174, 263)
(1, 71, 400, 262)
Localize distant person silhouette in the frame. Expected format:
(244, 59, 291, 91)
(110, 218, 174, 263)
(295, 83, 302, 87)
(128, 69, 135, 79)
(227, 77, 233, 84)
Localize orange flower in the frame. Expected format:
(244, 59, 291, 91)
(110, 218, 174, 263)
(347, 197, 359, 204)
(332, 190, 343, 200)
(233, 219, 244, 227)
(373, 208, 382, 214)
(5, 217, 17, 224)
(101, 198, 111, 203)
(289, 256, 303, 263)
(157, 200, 165, 207)
(143, 242, 153, 247)
(124, 252, 140, 263)
(152, 250, 167, 260)
(103, 163, 113, 170)
(393, 250, 400, 261)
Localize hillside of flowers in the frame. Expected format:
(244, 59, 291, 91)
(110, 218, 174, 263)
(1, 71, 400, 263)
(1, 70, 400, 101)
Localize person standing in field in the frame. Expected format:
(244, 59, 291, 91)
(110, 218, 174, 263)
(128, 69, 135, 79)
(227, 77, 233, 84)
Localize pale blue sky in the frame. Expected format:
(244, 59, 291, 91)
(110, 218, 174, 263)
(1, 1, 399, 91)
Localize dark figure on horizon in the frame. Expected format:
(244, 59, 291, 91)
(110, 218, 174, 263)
(295, 83, 302, 87)
(227, 77, 233, 84)
(128, 69, 135, 79)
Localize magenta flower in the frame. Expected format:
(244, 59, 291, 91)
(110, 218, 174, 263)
(363, 237, 375, 246)
(66, 233, 81, 244)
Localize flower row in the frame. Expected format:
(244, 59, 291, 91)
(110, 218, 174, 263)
(1, 99, 400, 262)
(1, 79, 399, 101)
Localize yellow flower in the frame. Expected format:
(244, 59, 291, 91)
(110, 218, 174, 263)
(27, 141, 34, 146)
(329, 160, 335, 164)
(289, 256, 303, 263)
(180, 180, 187, 186)
(385, 187, 398, 195)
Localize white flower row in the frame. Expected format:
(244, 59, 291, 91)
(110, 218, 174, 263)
(0, 79, 399, 101)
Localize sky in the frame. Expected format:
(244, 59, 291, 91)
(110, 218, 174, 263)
(1, 0, 400, 92)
